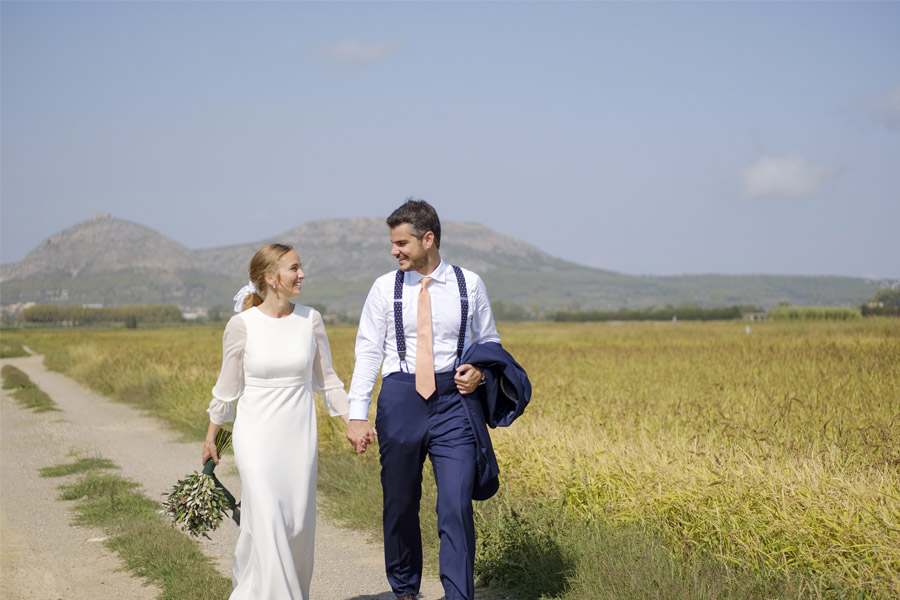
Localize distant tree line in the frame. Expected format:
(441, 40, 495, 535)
(18, 305, 184, 327)
(861, 289, 900, 317)
(768, 305, 861, 321)
(553, 305, 745, 322)
(206, 302, 337, 323)
(491, 300, 539, 322)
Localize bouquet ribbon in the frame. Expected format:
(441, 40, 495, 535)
(203, 458, 240, 525)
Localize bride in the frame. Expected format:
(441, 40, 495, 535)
(201, 242, 362, 599)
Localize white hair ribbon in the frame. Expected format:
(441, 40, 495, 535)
(233, 281, 258, 312)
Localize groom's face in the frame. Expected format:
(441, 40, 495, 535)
(390, 223, 430, 272)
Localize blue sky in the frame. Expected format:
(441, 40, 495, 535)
(2, 1, 898, 278)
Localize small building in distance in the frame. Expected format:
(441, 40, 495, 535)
(742, 312, 769, 321)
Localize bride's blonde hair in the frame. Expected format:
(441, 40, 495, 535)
(242, 243, 295, 312)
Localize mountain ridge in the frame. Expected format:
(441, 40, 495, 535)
(1, 215, 895, 315)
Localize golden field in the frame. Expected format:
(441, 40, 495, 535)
(491, 320, 899, 597)
(5, 318, 898, 598)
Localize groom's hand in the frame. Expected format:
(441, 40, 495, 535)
(454, 364, 483, 395)
(346, 419, 376, 454)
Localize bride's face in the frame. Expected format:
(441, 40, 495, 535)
(269, 250, 305, 298)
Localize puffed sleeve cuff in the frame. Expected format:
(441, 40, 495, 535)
(349, 398, 371, 421)
(322, 389, 350, 417)
(207, 400, 236, 425)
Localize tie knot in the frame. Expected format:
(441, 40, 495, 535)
(420, 277, 432, 289)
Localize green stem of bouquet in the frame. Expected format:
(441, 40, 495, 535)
(202, 429, 240, 525)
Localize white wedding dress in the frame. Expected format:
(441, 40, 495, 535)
(207, 304, 349, 600)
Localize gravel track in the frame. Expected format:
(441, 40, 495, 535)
(0, 353, 450, 600)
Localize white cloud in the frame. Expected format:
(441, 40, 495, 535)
(740, 154, 843, 201)
(312, 39, 403, 66)
(867, 83, 900, 131)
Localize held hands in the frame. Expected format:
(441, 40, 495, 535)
(454, 364, 484, 395)
(346, 419, 377, 454)
(343, 366, 482, 455)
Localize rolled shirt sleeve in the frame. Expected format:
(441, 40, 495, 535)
(311, 309, 350, 417)
(207, 315, 246, 425)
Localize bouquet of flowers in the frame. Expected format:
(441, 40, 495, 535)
(163, 429, 240, 538)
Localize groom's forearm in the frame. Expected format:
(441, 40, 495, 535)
(347, 345, 381, 420)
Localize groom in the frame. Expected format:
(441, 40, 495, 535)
(345, 198, 501, 600)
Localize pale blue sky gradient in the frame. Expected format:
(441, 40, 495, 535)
(2, 1, 898, 277)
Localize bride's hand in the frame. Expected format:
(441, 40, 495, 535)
(201, 438, 219, 466)
(346, 420, 376, 454)
(202, 422, 222, 466)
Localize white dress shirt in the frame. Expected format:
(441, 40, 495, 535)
(347, 260, 500, 420)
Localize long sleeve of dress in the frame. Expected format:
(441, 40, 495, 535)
(311, 309, 350, 417)
(207, 315, 247, 425)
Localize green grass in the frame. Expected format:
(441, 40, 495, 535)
(1, 364, 59, 412)
(0, 338, 29, 358)
(43, 455, 232, 600)
(40, 456, 118, 478)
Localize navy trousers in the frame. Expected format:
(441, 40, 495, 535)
(376, 371, 477, 600)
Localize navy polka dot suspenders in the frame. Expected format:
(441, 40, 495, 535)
(393, 266, 469, 373)
(453, 267, 469, 362)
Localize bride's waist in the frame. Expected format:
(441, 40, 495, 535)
(244, 375, 306, 388)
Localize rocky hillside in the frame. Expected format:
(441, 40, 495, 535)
(1, 215, 895, 315)
(1, 216, 226, 307)
(190, 217, 583, 283)
(2, 215, 199, 278)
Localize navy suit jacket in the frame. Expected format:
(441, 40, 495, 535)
(459, 341, 532, 500)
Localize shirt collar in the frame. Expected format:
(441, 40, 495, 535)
(408, 260, 449, 285)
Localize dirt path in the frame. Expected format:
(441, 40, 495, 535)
(0, 353, 449, 600)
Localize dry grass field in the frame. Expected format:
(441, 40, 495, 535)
(488, 320, 899, 598)
(5, 318, 898, 599)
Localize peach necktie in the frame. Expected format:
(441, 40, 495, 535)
(415, 277, 436, 399)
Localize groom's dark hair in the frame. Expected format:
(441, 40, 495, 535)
(387, 197, 441, 249)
